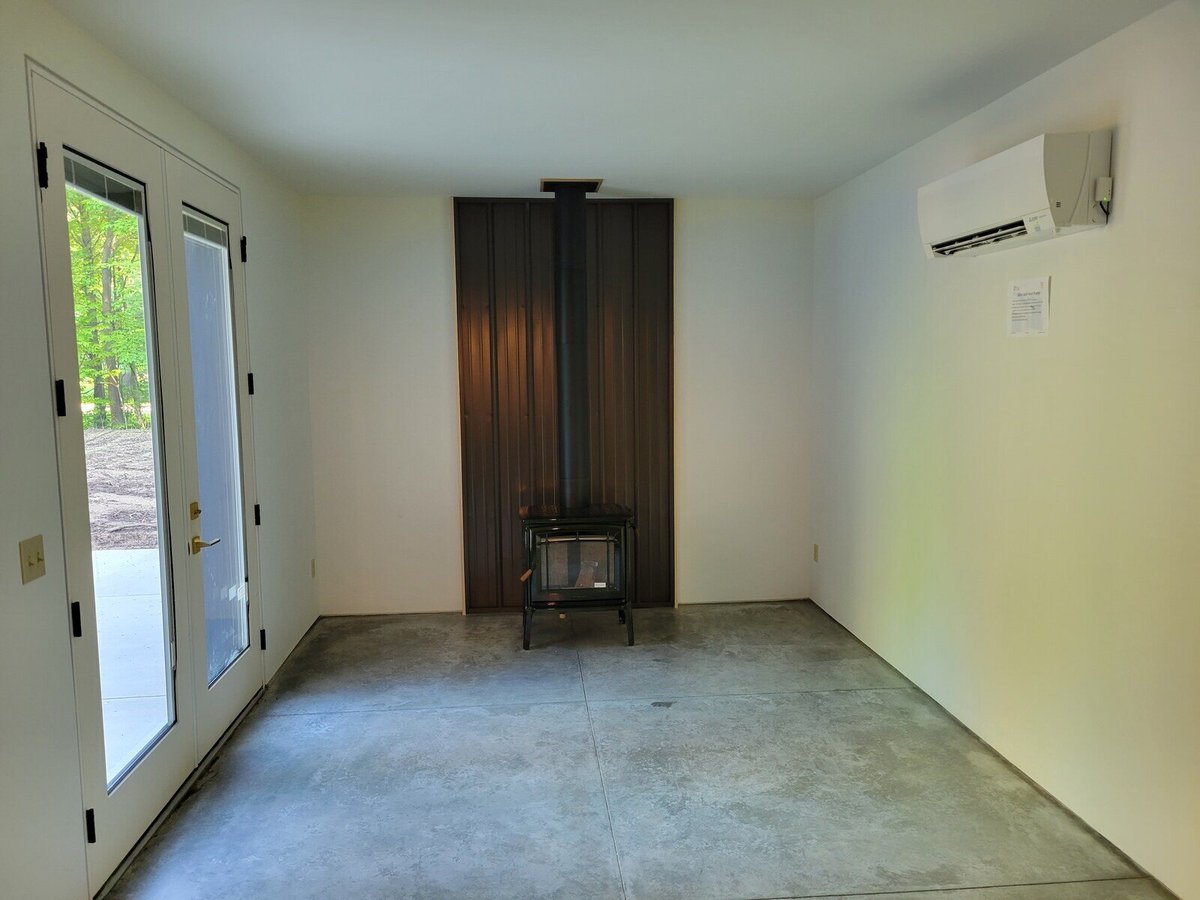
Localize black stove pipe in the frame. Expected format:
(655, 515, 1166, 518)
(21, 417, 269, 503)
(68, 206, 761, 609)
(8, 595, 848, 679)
(545, 179, 599, 511)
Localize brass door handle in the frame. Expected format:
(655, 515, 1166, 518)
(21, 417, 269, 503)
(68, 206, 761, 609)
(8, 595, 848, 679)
(190, 536, 221, 554)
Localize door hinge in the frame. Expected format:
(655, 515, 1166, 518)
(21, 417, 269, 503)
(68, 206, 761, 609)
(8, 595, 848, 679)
(247, 372, 255, 395)
(240, 235, 247, 263)
(84, 808, 96, 844)
(254, 503, 261, 526)
(54, 379, 67, 417)
(70, 601, 82, 638)
(259, 629, 267, 651)
(170, 641, 177, 672)
(37, 142, 49, 189)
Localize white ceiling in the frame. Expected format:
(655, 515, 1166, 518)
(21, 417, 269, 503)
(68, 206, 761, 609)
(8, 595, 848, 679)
(48, 0, 1167, 198)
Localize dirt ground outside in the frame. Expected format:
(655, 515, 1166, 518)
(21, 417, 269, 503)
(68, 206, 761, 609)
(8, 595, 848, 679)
(84, 428, 159, 550)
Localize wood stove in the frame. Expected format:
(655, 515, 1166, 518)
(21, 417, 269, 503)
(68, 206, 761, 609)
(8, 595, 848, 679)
(519, 178, 635, 650)
(520, 505, 633, 650)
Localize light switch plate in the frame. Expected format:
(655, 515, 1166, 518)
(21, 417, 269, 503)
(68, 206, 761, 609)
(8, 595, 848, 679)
(19, 535, 46, 584)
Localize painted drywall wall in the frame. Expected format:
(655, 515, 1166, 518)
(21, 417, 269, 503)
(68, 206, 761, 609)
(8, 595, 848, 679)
(304, 196, 465, 615)
(675, 198, 814, 604)
(0, 7, 86, 895)
(241, 191, 321, 678)
(305, 196, 814, 614)
(811, 3, 1200, 896)
(0, 0, 317, 893)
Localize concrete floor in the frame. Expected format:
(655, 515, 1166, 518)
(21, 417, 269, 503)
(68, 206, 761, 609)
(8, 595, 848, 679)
(108, 602, 1169, 900)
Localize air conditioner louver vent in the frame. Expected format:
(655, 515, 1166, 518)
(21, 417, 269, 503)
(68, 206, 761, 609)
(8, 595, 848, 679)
(931, 219, 1028, 256)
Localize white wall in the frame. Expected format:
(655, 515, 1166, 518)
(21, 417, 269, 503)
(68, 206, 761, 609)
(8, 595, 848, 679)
(811, 4, 1200, 896)
(242, 193, 321, 676)
(305, 196, 465, 615)
(0, 6, 86, 893)
(304, 196, 815, 614)
(0, 0, 317, 894)
(675, 198, 814, 604)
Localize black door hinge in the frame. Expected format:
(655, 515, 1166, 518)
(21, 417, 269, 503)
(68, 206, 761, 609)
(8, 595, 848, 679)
(85, 808, 96, 844)
(54, 379, 67, 417)
(37, 142, 49, 189)
(254, 503, 261, 526)
(247, 372, 255, 395)
(70, 601, 82, 638)
(259, 629, 267, 650)
(240, 235, 247, 263)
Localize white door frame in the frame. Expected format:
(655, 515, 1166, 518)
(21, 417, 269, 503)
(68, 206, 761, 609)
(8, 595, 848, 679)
(32, 68, 265, 894)
(165, 153, 265, 757)
(34, 72, 199, 895)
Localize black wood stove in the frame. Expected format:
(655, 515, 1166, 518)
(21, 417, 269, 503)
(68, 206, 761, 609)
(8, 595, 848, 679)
(520, 505, 634, 650)
(519, 178, 635, 650)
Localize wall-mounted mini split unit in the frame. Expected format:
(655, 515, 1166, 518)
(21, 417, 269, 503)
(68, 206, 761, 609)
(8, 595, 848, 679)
(918, 130, 1112, 258)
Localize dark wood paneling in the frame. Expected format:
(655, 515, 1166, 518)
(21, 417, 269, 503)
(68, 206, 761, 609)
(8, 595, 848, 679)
(455, 198, 674, 612)
(633, 202, 674, 607)
(527, 203, 558, 514)
(454, 202, 500, 609)
(491, 202, 530, 611)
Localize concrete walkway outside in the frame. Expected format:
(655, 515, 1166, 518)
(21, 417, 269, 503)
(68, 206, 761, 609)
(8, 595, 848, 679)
(94, 548, 170, 784)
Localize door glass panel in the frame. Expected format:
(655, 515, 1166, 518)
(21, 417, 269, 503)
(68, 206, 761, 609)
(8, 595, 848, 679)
(64, 152, 174, 788)
(182, 210, 248, 684)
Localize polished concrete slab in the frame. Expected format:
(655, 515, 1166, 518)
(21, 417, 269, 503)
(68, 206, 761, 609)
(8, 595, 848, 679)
(261, 612, 582, 715)
(579, 642, 907, 701)
(591, 690, 1138, 899)
(109, 601, 1169, 899)
(110, 703, 620, 899)
(831, 882, 1171, 899)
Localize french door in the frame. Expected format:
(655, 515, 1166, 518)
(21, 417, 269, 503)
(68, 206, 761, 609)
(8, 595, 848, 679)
(34, 74, 262, 894)
(165, 154, 263, 755)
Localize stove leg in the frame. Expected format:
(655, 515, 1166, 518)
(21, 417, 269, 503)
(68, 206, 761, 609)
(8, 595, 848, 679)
(625, 599, 634, 646)
(522, 607, 532, 651)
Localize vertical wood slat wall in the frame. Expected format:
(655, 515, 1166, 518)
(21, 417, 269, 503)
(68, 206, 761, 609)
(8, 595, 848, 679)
(454, 198, 674, 613)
